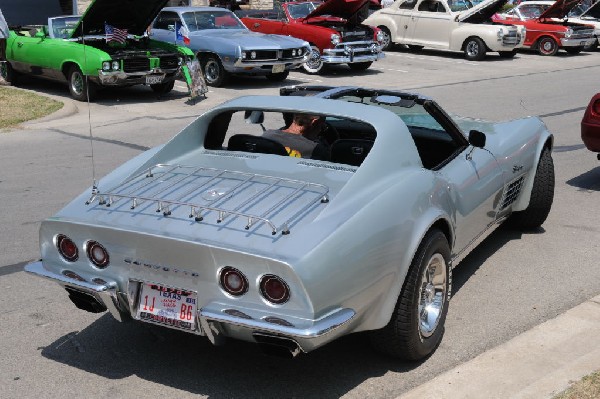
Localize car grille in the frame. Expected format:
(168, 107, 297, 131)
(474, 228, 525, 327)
(342, 30, 371, 42)
(570, 29, 594, 39)
(242, 50, 305, 62)
(122, 56, 179, 73)
(502, 30, 520, 46)
(501, 176, 524, 210)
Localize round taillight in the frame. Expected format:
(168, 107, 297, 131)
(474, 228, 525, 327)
(86, 241, 109, 268)
(56, 235, 78, 262)
(219, 267, 248, 296)
(592, 99, 600, 116)
(259, 275, 290, 304)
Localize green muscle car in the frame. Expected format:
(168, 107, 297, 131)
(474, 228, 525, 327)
(0, 0, 194, 101)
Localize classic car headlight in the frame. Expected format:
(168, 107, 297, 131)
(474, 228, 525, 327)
(250, 51, 257, 59)
(241, 51, 247, 59)
(331, 34, 341, 45)
(177, 57, 183, 66)
(565, 28, 573, 38)
(497, 28, 505, 40)
(56, 234, 78, 262)
(260, 274, 290, 304)
(376, 30, 385, 43)
(111, 60, 120, 70)
(102, 61, 111, 71)
(86, 240, 109, 268)
(219, 266, 249, 296)
(292, 49, 297, 56)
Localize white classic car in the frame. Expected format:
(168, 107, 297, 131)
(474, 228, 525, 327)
(364, 0, 526, 60)
(565, 0, 600, 50)
(25, 86, 554, 360)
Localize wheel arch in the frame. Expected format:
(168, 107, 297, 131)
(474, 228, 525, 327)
(512, 134, 554, 212)
(460, 35, 490, 52)
(61, 61, 83, 80)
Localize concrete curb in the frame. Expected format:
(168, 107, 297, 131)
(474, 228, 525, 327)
(398, 295, 600, 399)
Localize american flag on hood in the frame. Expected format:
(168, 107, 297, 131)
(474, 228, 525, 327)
(105, 23, 128, 44)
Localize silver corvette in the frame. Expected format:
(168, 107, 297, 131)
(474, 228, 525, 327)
(26, 86, 554, 360)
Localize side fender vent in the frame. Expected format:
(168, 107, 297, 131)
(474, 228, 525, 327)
(501, 176, 524, 210)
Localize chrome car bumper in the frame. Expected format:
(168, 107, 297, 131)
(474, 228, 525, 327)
(96, 68, 180, 86)
(561, 37, 595, 47)
(232, 54, 309, 68)
(25, 261, 356, 354)
(322, 42, 384, 64)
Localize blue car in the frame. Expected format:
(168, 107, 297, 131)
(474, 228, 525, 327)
(150, 7, 310, 86)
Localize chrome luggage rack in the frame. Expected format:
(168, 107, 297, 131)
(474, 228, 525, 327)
(86, 164, 330, 235)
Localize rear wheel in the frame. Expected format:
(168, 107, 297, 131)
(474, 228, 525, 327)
(150, 80, 175, 94)
(498, 50, 516, 58)
(537, 36, 558, 56)
(265, 70, 289, 81)
(509, 148, 555, 230)
(370, 229, 451, 360)
(303, 46, 324, 74)
(68, 65, 96, 101)
(565, 46, 584, 55)
(203, 56, 229, 87)
(0, 61, 18, 84)
(348, 61, 372, 71)
(464, 37, 486, 61)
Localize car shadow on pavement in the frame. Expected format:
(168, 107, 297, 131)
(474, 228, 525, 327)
(41, 317, 422, 398)
(566, 165, 600, 192)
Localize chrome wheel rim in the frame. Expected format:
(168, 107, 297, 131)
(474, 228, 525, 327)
(466, 41, 479, 57)
(204, 59, 220, 84)
(70, 71, 84, 96)
(305, 48, 322, 71)
(418, 253, 447, 338)
(380, 31, 390, 49)
(541, 40, 554, 54)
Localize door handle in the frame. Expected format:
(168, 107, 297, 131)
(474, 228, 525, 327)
(17, 42, 24, 47)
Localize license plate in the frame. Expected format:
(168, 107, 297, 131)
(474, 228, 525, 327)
(145, 74, 164, 85)
(272, 64, 286, 73)
(136, 283, 197, 331)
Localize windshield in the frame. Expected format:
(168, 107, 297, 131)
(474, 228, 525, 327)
(447, 0, 478, 12)
(287, 2, 320, 19)
(518, 4, 552, 19)
(182, 10, 245, 30)
(50, 16, 80, 39)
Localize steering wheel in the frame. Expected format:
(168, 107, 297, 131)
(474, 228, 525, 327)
(319, 121, 340, 145)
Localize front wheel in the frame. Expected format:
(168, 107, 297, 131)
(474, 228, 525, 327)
(265, 70, 289, 81)
(202, 56, 229, 87)
(584, 39, 598, 51)
(68, 65, 96, 101)
(509, 148, 555, 230)
(378, 26, 393, 51)
(370, 229, 451, 360)
(537, 37, 559, 56)
(464, 37, 486, 61)
(150, 80, 175, 94)
(302, 46, 324, 74)
(565, 46, 584, 55)
(498, 50, 516, 59)
(0, 61, 18, 85)
(348, 61, 372, 71)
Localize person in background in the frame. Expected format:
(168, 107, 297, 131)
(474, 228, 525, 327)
(262, 113, 330, 160)
(0, 8, 9, 63)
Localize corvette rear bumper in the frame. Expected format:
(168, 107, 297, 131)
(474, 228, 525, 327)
(25, 260, 356, 354)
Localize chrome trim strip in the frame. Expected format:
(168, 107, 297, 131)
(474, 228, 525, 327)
(451, 215, 508, 267)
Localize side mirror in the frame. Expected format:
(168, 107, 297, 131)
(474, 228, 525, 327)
(168, 24, 175, 32)
(34, 31, 46, 39)
(244, 110, 265, 124)
(468, 130, 486, 148)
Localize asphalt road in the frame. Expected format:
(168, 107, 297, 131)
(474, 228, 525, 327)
(1, 47, 600, 399)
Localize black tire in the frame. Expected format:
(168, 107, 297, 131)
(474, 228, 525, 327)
(1, 61, 19, 85)
(370, 229, 451, 360)
(302, 46, 324, 74)
(348, 61, 372, 71)
(584, 39, 598, 51)
(537, 36, 558, 56)
(509, 148, 555, 230)
(68, 65, 96, 101)
(266, 70, 289, 81)
(463, 37, 486, 61)
(202, 55, 228, 87)
(498, 50, 516, 59)
(150, 80, 175, 94)
(379, 26, 393, 51)
(407, 45, 424, 51)
(565, 46, 584, 55)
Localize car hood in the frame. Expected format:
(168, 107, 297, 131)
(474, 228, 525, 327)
(71, 0, 169, 38)
(539, 0, 582, 19)
(457, 0, 509, 23)
(190, 29, 306, 48)
(304, 0, 370, 20)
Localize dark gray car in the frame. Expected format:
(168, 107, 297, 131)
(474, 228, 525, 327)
(150, 7, 310, 86)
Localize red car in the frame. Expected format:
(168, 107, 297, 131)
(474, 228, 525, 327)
(492, 0, 595, 55)
(581, 93, 600, 159)
(239, 0, 384, 74)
